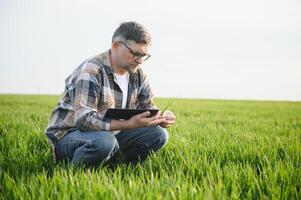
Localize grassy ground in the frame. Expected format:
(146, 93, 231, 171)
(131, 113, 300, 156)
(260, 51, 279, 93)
(0, 94, 300, 199)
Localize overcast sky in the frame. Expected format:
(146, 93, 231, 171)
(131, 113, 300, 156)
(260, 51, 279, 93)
(1, 0, 300, 101)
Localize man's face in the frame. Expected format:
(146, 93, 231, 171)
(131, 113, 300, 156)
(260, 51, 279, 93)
(116, 41, 150, 73)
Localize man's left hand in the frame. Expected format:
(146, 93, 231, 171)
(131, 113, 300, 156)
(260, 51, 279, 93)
(159, 110, 176, 128)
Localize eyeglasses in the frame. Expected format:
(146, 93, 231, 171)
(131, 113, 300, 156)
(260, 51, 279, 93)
(118, 41, 151, 61)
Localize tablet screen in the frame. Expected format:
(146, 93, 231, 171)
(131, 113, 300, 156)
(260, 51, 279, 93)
(104, 108, 159, 120)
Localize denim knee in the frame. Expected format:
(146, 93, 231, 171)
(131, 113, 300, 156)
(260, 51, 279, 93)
(89, 133, 119, 162)
(72, 133, 119, 167)
(124, 127, 169, 163)
(150, 126, 169, 151)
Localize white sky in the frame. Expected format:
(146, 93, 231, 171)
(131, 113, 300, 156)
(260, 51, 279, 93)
(1, 0, 300, 101)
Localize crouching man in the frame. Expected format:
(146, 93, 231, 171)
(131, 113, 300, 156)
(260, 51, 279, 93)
(45, 21, 176, 167)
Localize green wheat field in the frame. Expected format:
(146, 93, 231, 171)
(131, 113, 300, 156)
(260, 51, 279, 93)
(0, 94, 300, 199)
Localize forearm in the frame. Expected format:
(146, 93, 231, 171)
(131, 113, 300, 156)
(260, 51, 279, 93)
(75, 110, 111, 131)
(109, 119, 132, 131)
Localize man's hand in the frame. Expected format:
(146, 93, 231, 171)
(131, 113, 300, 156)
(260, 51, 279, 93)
(159, 110, 176, 128)
(125, 111, 165, 129)
(110, 111, 166, 131)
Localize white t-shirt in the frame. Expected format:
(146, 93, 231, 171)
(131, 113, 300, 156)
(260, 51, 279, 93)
(112, 72, 129, 135)
(113, 72, 129, 108)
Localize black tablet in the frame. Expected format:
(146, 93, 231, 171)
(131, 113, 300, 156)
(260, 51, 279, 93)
(104, 108, 159, 120)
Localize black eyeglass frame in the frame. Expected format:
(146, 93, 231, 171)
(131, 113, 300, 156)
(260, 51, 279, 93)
(118, 41, 151, 61)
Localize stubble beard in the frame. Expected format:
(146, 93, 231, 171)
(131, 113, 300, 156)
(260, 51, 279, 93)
(122, 63, 140, 73)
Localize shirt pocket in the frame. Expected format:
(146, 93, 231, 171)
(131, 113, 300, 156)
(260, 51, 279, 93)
(98, 91, 114, 112)
(129, 89, 139, 109)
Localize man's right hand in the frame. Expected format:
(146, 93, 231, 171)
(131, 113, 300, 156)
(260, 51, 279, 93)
(126, 111, 165, 129)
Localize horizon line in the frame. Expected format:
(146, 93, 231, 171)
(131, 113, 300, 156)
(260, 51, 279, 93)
(0, 92, 300, 103)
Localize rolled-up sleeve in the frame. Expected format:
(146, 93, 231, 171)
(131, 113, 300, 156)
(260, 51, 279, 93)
(73, 71, 111, 131)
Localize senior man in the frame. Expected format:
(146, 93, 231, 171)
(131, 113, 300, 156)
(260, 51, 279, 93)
(45, 21, 176, 167)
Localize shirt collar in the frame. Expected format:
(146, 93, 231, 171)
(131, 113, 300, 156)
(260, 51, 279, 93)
(101, 49, 114, 75)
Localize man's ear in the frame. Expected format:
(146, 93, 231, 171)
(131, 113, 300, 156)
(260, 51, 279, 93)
(111, 41, 120, 50)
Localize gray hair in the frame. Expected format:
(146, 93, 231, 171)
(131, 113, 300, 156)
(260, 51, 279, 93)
(112, 21, 151, 44)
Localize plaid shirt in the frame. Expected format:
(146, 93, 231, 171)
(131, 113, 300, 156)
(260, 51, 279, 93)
(45, 50, 156, 147)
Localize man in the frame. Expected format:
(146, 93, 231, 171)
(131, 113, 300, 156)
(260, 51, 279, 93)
(45, 21, 176, 167)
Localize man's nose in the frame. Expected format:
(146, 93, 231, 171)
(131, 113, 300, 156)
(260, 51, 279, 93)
(135, 57, 143, 64)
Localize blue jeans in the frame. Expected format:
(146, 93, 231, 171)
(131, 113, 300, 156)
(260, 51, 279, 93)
(55, 126, 169, 167)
